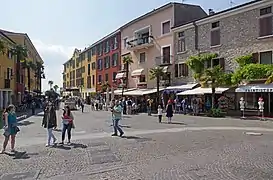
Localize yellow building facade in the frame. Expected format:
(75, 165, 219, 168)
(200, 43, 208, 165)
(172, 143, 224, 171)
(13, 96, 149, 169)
(0, 31, 16, 109)
(79, 48, 96, 98)
(1, 30, 43, 94)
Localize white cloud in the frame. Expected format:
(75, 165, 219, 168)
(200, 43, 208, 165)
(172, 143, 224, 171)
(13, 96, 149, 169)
(32, 39, 80, 92)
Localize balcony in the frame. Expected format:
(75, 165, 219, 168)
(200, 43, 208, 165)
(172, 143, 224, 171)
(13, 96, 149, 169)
(127, 36, 154, 51)
(155, 56, 172, 66)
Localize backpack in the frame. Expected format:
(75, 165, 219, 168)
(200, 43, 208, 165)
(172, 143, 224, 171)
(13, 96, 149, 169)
(127, 100, 132, 106)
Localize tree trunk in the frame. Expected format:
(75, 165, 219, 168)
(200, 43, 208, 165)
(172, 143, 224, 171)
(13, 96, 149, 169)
(211, 86, 216, 109)
(156, 75, 160, 107)
(27, 67, 31, 93)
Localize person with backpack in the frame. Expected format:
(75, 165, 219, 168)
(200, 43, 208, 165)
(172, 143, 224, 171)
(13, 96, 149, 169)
(42, 103, 57, 147)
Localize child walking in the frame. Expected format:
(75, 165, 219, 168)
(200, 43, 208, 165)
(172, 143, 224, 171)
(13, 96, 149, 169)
(157, 105, 163, 123)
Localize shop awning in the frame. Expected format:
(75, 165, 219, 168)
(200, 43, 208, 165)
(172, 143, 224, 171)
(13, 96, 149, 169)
(123, 88, 164, 96)
(177, 87, 229, 95)
(115, 73, 125, 79)
(131, 69, 144, 77)
(107, 88, 137, 95)
(165, 83, 198, 91)
(235, 84, 273, 92)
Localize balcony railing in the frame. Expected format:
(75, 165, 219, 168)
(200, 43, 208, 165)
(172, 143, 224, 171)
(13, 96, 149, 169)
(155, 56, 172, 66)
(127, 36, 154, 50)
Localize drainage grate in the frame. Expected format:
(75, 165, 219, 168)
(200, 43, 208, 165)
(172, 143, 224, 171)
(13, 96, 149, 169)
(0, 170, 40, 180)
(90, 154, 121, 165)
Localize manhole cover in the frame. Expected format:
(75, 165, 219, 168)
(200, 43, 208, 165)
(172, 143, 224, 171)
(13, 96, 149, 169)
(1, 170, 40, 180)
(90, 154, 120, 165)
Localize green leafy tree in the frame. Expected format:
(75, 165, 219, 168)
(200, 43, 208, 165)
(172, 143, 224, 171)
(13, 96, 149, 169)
(187, 53, 228, 108)
(101, 81, 110, 93)
(149, 66, 166, 107)
(121, 56, 133, 97)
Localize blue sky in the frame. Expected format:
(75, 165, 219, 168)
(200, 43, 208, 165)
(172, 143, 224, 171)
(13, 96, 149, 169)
(0, 0, 251, 91)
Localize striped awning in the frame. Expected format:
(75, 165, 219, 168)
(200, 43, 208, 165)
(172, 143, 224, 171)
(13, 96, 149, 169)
(235, 84, 273, 92)
(131, 69, 144, 77)
(115, 73, 125, 79)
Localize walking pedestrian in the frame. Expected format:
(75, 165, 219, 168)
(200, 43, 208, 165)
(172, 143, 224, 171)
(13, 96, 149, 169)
(166, 100, 174, 124)
(111, 100, 124, 137)
(61, 106, 74, 145)
(1, 105, 20, 153)
(42, 104, 57, 147)
(81, 100, 84, 113)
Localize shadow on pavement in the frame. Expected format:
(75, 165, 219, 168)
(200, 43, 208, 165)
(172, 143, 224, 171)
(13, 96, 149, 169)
(17, 121, 35, 126)
(4, 151, 36, 159)
(161, 122, 187, 125)
(71, 143, 87, 149)
(52, 128, 62, 132)
(52, 144, 71, 150)
(16, 108, 44, 122)
(122, 116, 131, 118)
(110, 124, 131, 128)
(121, 136, 152, 142)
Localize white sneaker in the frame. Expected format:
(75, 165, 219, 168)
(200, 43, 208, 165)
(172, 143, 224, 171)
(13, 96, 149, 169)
(45, 144, 50, 147)
(53, 138, 57, 144)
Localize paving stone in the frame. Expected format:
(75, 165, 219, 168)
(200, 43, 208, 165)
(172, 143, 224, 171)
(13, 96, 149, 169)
(0, 170, 40, 180)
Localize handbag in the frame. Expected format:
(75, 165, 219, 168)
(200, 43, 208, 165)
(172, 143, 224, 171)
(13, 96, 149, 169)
(15, 126, 20, 133)
(3, 126, 10, 137)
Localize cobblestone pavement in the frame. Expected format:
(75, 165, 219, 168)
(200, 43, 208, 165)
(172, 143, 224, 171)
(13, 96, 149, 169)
(1, 106, 273, 179)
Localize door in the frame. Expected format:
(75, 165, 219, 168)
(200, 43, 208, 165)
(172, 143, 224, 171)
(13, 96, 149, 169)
(162, 46, 170, 64)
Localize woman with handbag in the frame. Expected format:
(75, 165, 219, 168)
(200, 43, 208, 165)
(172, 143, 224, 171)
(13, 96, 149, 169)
(1, 105, 19, 153)
(60, 106, 74, 145)
(42, 104, 57, 147)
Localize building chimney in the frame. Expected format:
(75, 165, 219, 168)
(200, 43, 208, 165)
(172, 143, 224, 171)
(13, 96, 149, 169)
(209, 9, 215, 15)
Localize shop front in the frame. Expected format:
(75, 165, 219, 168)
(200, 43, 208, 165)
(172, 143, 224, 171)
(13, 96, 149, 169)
(235, 83, 273, 116)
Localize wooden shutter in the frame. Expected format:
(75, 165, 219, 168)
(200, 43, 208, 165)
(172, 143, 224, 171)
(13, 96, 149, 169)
(219, 58, 225, 70)
(252, 52, 259, 63)
(259, 16, 273, 37)
(210, 29, 220, 46)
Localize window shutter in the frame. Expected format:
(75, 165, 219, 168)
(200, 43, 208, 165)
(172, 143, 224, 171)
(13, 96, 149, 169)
(252, 52, 259, 63)
(219, 58, 225, 70)
(175, 64, 178, 77)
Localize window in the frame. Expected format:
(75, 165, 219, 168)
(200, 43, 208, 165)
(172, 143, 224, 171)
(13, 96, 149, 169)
(91, 47, 96, 56)
(87, 64, 91, 75)
(104, 56, 110, 69)
(162, 21, 170, 35)
(204, 58, 225, 70)
(123, 38, 127, 48)
(113, 36, 118, 49)
(97, 44, 103, 56)
(87, 76, 91, 88)
(259, 6, 273, 37)
(97, 59, 103, 70)
(112, 72, 117, 81)
(139, 52, 146, 63)
(91, 62, 96, 70)
(105, 41, 110, 53)
(87, 51, 91, 61)
(98, 75, 102, 83)
(177, 31, 186, 52)
(105, 73, 109, 82)
(92, 75, 95, 85)
(139, 76, 146, 82)
(175, 63, 188, 77)
(162, 46, 171, 64)
(112, 53, 119, 67)
(7, 51, 12, 59)
(211, 21, 220, 46)
(6, 68, 12, 79)
(260, 51, 272, 64)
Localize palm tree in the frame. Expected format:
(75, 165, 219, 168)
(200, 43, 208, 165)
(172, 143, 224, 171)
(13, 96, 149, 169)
(48, 80, 53, 89)
(121, 56, 133, 97)
(35, 61, 44, 93)
(53, 85, 59, 92)
(10, 44, 28, 84)
(149, 66, 166, 107)
(200, 65, 224, 108)
(101, 81, 111, 93)
(22, 60, 36, 93)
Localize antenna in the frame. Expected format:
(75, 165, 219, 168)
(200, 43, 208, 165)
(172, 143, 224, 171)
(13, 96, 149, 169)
(230, 0, 235, 7)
